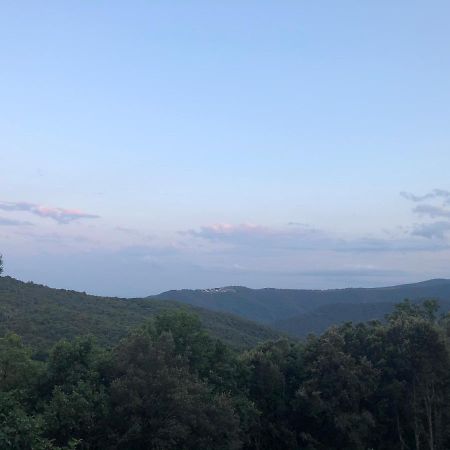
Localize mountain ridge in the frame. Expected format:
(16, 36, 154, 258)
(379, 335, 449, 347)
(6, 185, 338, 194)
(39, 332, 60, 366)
(153, 279, 450, 333)
(0, 276, 281, 353)
(3, 276, 450, 353)
(157, 278, 450, 295)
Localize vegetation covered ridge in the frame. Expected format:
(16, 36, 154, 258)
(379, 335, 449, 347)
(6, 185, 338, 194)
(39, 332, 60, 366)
(0, 276, 280, 353)
(154, 280, 450, 335)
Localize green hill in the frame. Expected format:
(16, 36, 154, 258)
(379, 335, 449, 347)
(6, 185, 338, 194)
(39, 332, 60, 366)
(3, 275, 450, 352)
(272, 299, 450, 337)
(154, 280, 450, 335)
(154, 280, 450, 323)
(0, 276, 281, 354)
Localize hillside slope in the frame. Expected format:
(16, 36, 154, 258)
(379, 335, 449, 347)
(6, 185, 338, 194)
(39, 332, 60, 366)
(273, 298, 450, 337)
(154, 279, 450, 324)
(0, 277, 281, 353)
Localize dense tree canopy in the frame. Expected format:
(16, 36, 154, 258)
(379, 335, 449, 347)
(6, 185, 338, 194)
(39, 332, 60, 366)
(0, 276, 281, 353)
(0, 302, 449, 449)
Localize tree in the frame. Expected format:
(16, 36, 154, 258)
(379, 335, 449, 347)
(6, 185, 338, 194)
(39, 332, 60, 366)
(242, 339, 303, 449)
(0, 333, 41, 392)
(152, 310, 215, 377)
(0, 300, 448, 449)
(0, 393, 50, 450)
(379, 308, 450, 450)
(41, 337, 110, 449)
(0, 254, 3, 275)
(107, 330, 241, 450)
(294, 327, 379, 450)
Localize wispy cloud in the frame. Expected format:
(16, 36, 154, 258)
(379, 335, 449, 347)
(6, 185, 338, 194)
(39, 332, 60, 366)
(115, 226, 153, 241)
(0, 216, 33, 226)
(197, 263, 407, 279)
(413, 204, 450, 218)
(400, 189, 450, 240)
(401, 189, 450, 204)
(290, 267, 407, 278)
(185, 223, 448, 254)
(334, 236, 449, 252)
(0, 201, 99, 224)
(186, 223, 324, 251)
(411, 221, 450, 240)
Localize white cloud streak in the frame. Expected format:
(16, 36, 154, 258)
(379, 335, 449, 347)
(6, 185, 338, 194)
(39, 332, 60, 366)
(0, 201, 99, 224)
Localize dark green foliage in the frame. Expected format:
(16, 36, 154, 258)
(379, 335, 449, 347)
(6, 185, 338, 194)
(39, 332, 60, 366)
(0, 392, 50, 450)
(241, 339, 303, 449)
(108, 329, 241, 450)
(1, 300, 449, 449)
(0, 333, 42, 392)
(294, 328, 379, 449)
(0, 276, 280, 353)
(152, 311, 214, 376)
(40, 338, 110, 448)
(373, 302, 450, 450)
(273, 301, 405, 337)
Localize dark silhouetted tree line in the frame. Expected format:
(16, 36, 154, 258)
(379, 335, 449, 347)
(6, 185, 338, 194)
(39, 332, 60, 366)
(0, 301, 449, 449)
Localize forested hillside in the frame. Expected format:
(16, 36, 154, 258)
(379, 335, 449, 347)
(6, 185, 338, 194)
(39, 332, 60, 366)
(273, 298, 450, 337)
(0, 277, 280, 353)
(154, 280, 450, 335)
(1, 300, 449, 449)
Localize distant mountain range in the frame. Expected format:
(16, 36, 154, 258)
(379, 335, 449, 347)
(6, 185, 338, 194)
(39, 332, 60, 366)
(153, 279, 450, 337)
(2, 276, 450, 353)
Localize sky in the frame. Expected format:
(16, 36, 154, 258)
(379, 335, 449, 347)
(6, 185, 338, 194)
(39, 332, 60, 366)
(1, 1, 450, 296)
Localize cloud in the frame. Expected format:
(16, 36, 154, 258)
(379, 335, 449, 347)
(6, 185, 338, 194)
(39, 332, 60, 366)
(411, 221, 450, 240)
(29, 232, 94, 244)
(291, 267, 407, 278)
(0, 201, 99, 224)
(186, 223, 448, 254)
(400, 189, 450, 241)
(287, 221, 311, 227)
(334, 236, 449, 252)
(401, 189, 450, 203)
(115, 226, 153, 241)
(412, 204, 450, 218)
(0, 216, 33, 226)
(186, 223, 325, 251)
(200, 263, 407, 279)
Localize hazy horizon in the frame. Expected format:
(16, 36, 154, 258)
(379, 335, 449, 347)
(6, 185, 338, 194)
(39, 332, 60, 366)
(2, 2, 450, 296)
(4, 271, 450, 299)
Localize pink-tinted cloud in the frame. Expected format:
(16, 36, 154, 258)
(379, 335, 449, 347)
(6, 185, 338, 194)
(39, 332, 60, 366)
(0, 201, 99, 224)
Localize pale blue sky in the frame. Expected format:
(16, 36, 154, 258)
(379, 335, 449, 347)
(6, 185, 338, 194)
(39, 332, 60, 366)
(1, 1, 450, 296)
